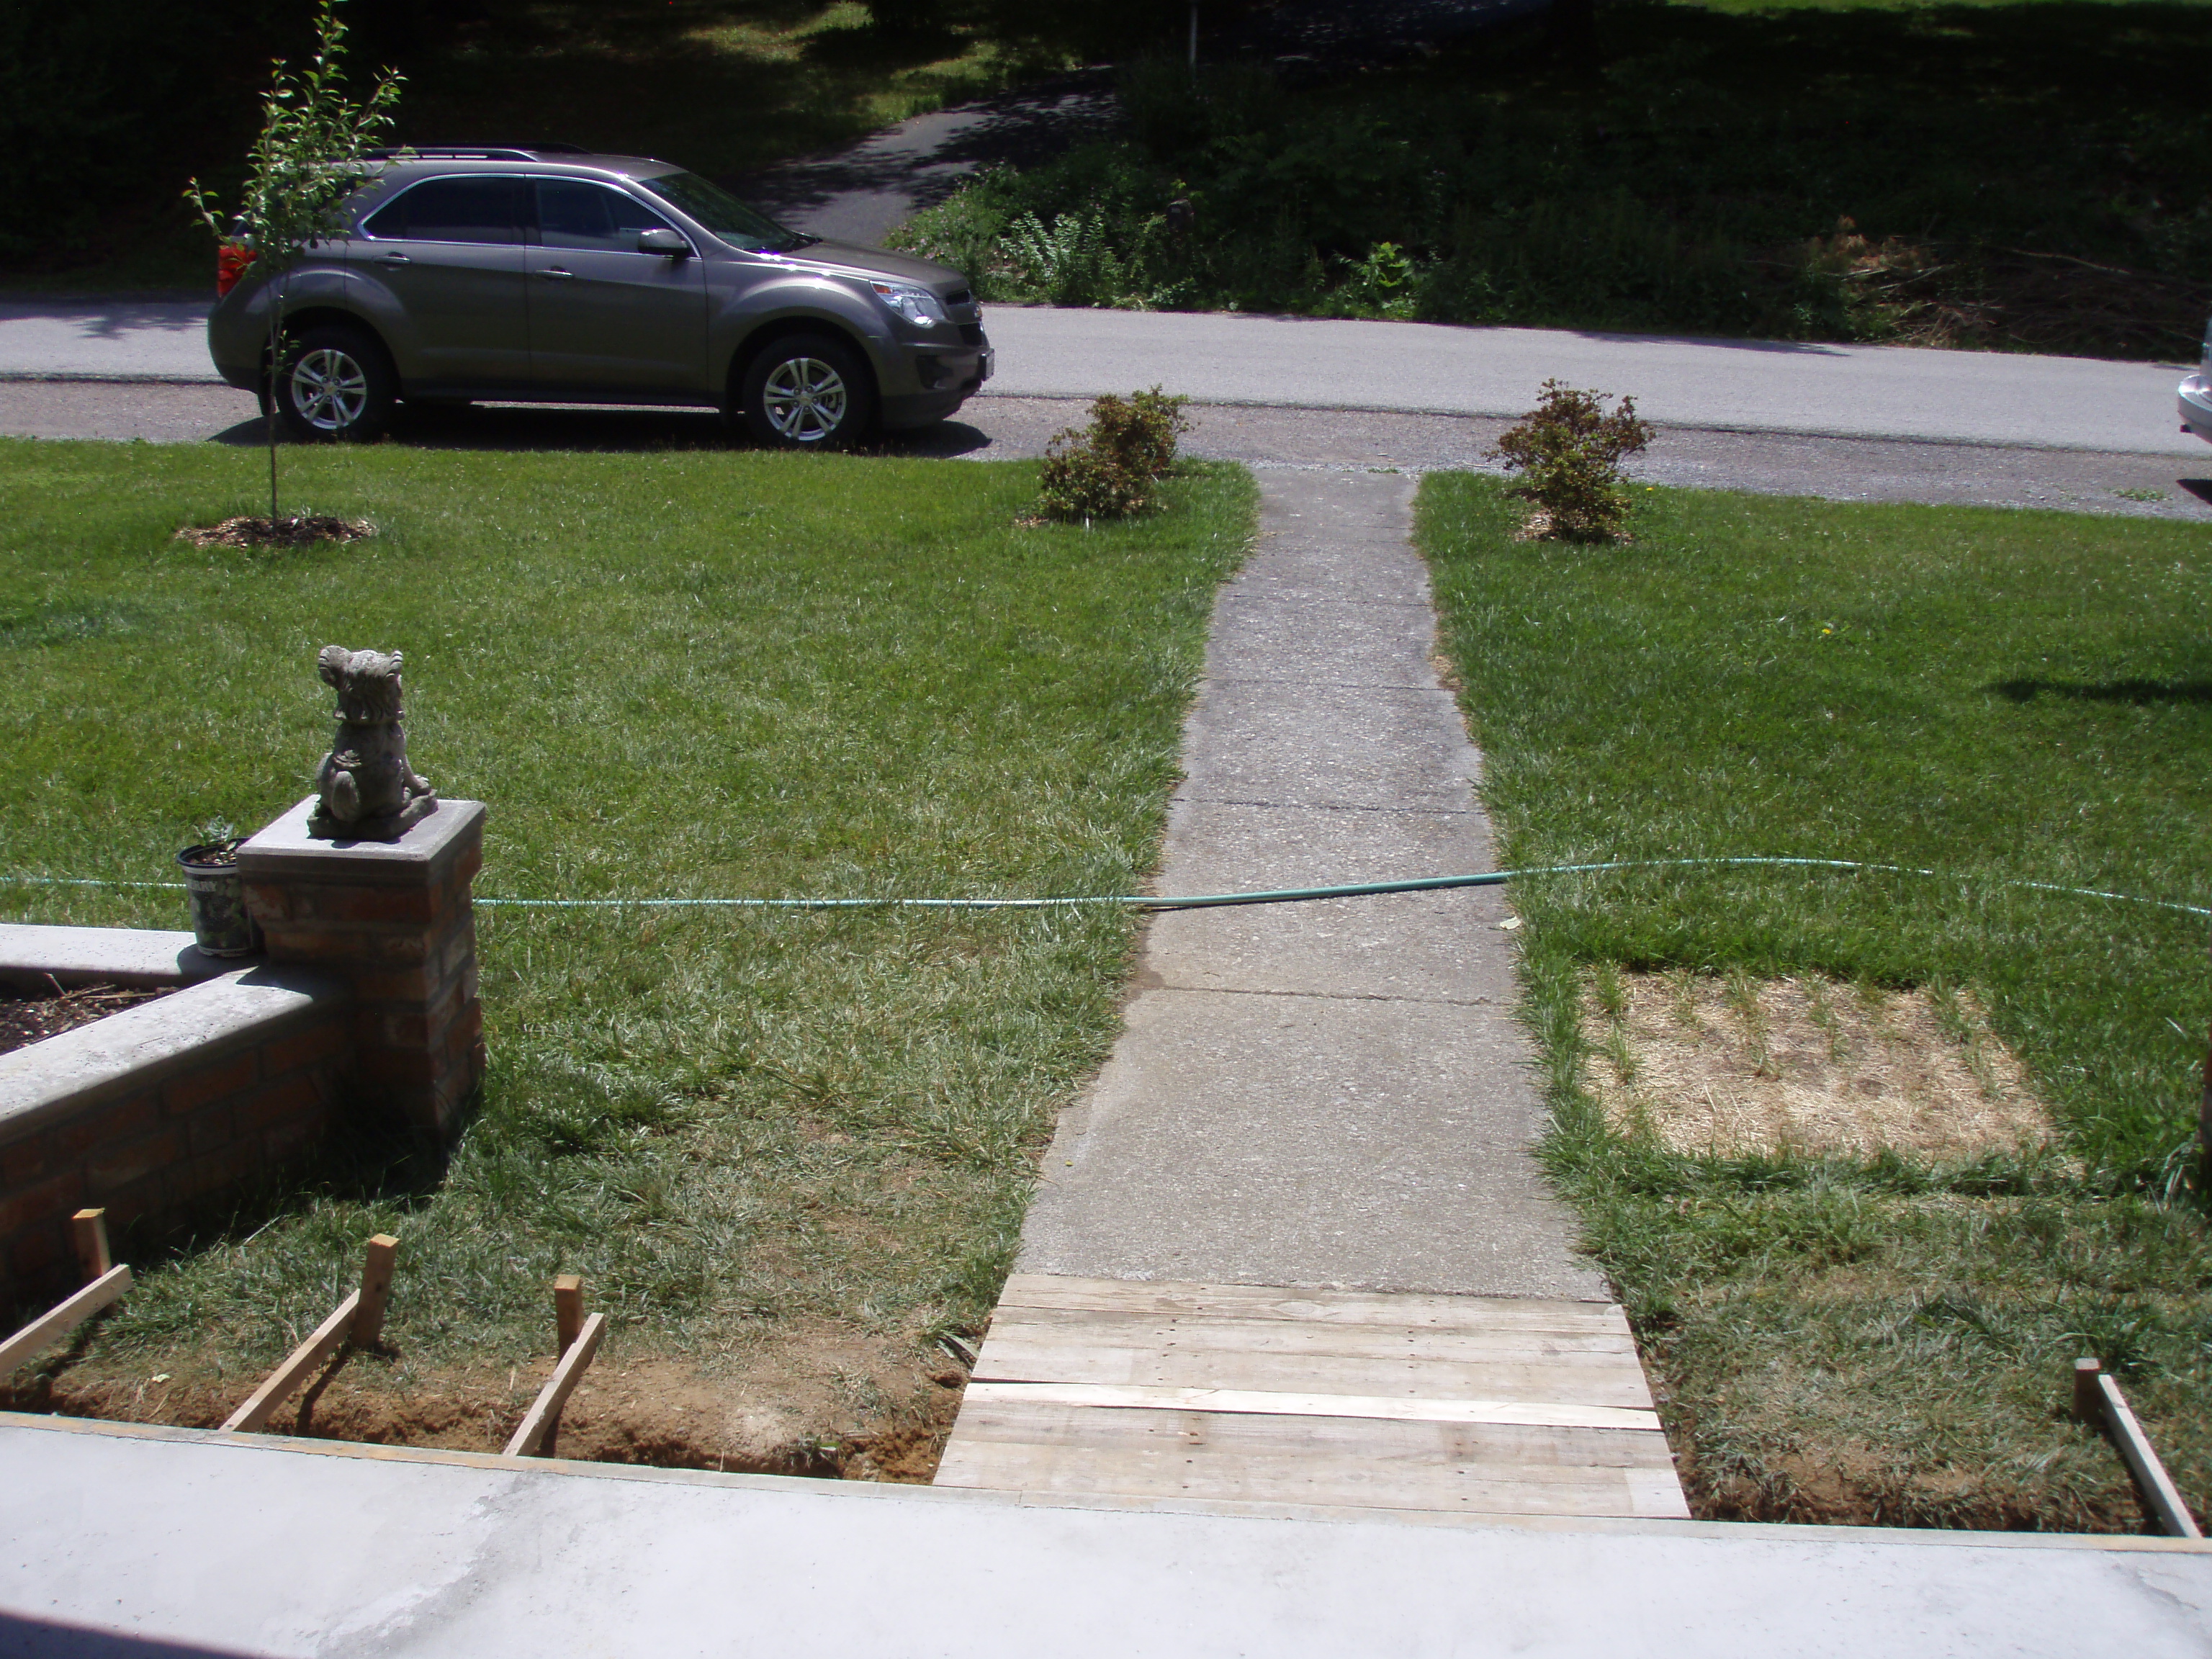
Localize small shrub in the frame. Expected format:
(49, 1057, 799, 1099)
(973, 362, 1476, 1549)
(1088, 387, 1192, 480)
(1039, 440, 1149, 521)
(1036, 387, 1192, 522)
(1488, 379, 1654, 542)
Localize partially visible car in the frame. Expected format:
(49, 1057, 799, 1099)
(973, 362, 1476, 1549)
(2182, 314, 2212, 446)
(207, 146, 992, 448)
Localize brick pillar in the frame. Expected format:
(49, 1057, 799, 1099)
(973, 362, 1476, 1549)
(238, 796, 487, 1141)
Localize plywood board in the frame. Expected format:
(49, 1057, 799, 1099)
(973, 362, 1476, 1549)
(959, 1380, 1660, 1432)
(996, 1274, 1625, 1333)
(938, 1401, 1689, 1518)
(939, 1274, 1688, 1521)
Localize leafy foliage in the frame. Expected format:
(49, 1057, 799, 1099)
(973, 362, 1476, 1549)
(891, 6, 2212, 356)
(1036, 387, 1192, 521)
(183, 0, 401, 274)
(1488, 380, 1653, 542)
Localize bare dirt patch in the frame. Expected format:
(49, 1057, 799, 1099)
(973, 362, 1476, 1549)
(2, 1319, 968, 1484)
(0, 981, 177, 1058)
(174, 515, 374, 549)
(1582, 970, 2054, 1159)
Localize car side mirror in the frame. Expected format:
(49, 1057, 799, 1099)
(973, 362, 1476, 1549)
(637, 228, 691, 257)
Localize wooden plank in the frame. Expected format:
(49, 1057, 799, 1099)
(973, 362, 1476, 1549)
(503, 1310, 606, 1458)
(995, 1274, 1626, 1333)
(352, 1235, 399, 1351)
(2098, 1372, 2204, 1539)
(979, 1310, 1635, 1364)
(220, 1291, 359, 1434)
(0, 1265, 132, 1377)
(969, 1339, 1658, 1410)
(71, 1209, 112, 1282)
(960, 1380, 1661, 1432)
(948, 1396, 1673, 1470)
(935, 1421, 1680, 1516)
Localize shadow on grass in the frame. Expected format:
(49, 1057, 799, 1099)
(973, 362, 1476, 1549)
(210, 407, 1000, 459)
(1989, 678, 2212, 705)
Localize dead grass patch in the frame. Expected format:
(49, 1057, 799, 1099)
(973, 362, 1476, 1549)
(1581, 969, 2055, 1161)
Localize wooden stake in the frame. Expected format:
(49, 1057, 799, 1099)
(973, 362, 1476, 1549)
(504, 1312, 606, 1458)
(2095, 1370, 2203, 1539)
(71, 1209, 112, 1284)
(221, 1292, 360, 1434)
(0, 1265, 132, 1378)
(2074, 1357, 2203, 1538)
(353, 1235, 399, 1351)
(2072, 1356, 2104, 1425)
(221, 1235, 402, 1434)
(555, 1274, 584, 1356)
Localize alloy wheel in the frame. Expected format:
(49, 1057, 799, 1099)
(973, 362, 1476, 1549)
(288, 348, 371, 434)
(760, 356, 849, 444)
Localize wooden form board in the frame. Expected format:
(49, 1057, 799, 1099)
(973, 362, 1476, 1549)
(939, 1274, 1688, 1520)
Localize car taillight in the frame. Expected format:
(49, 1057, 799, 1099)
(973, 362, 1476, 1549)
(217, 243, 258, 297)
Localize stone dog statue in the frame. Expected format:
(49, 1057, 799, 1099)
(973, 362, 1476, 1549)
(309, 644, 438, 840)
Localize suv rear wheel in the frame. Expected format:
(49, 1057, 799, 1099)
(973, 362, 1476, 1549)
(739, 333, 873, 449)
(276, 323, 397, 442)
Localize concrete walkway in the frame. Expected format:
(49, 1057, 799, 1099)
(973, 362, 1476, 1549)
(1022, 469, 1596, 1296)
(930, 470, 1689, 1517)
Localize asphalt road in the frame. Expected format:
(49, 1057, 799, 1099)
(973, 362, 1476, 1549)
(1, 296, 2207, 518)
(4, 295, 2198, 449)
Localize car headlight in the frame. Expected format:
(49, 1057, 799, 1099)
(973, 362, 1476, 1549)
(871, 281, 946, 328)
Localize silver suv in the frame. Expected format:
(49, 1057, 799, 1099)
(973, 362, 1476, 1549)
(207, 146, 993, 447)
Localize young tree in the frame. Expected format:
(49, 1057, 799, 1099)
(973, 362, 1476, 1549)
(185, 0, 400, 525)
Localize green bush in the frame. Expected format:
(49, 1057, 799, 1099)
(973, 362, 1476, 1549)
(884, 9, 2212, 356)
(1488, 380, 1653, 542)
(1036, 386, 1192, 521)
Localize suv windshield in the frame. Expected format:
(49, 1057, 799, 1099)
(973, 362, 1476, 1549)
(638, 172, 816, 252)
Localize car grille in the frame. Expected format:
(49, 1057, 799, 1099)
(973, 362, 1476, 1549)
(958, 323, 986, 346)
(945, 289, 973, 307)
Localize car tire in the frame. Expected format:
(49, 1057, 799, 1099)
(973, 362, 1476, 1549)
(739, 333, 874, 450)
(275, 323, 397, 443)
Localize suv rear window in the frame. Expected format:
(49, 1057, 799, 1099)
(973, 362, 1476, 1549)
(637, 172, 812, 252)
(362, 177, 527, 243)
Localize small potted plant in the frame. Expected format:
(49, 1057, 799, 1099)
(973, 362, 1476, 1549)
(176, 821, 261, 958)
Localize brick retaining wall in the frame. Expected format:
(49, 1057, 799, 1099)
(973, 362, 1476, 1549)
(1, 963, 351, 1298)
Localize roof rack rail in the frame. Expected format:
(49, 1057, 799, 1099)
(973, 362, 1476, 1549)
(364, 145, 591, 161)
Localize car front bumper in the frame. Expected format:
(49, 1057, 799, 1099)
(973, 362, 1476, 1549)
(2182, 373, 2212, 444)
(878, 332, 992, 431)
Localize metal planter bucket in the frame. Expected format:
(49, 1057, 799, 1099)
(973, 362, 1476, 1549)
(176, 838, 261, 958)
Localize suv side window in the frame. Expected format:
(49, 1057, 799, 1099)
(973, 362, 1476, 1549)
(361, 176, 526, 243)
(536, 180, 682, 253)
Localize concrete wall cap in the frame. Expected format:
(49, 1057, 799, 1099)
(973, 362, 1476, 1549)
(0, 925, 239, 992)
(237, 796, 487, 886)
(0, 964, 349, 1141)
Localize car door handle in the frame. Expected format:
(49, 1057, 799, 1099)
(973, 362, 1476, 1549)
(377, 253, 411, 265)
(538, 267, 575, 280)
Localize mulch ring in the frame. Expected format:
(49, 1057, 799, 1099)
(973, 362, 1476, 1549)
(174, 516, 374, 549)
(1, 981, 179, 1058)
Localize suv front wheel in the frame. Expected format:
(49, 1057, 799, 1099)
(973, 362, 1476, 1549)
(276, 323, 397, 442)
(739, 333, 874, 450)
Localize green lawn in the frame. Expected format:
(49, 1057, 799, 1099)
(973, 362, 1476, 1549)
(894, 0, 2212, 356)
(1419, 472, 2212, 1530)
(0, 439, 1252, 1468)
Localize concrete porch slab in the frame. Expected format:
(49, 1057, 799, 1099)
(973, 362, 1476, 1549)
(1, 1415, 2206, 1657)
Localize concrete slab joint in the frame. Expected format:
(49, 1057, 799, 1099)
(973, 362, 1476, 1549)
(240, 796, 488, 1141)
